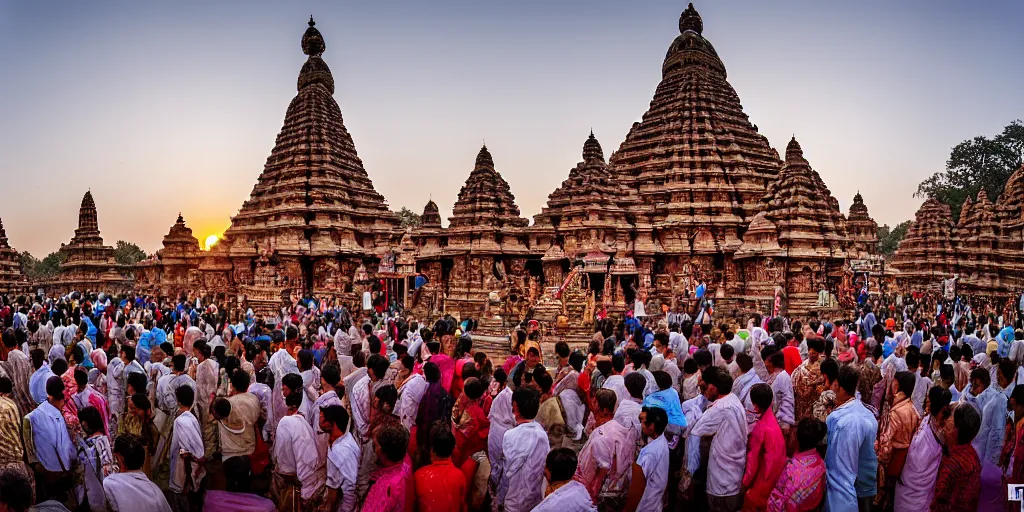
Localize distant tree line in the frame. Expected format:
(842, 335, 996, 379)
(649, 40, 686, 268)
(19, 240, 147, 279)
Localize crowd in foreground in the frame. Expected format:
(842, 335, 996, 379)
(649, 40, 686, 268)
(0, 291, 1024, 512)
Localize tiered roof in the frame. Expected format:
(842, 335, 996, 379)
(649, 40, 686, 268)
(846, 192, 879, 259)
(533, 133, 639, 258)
(0, 216, 26, 293)
(995, 164, 1024, 291)
(222, 17, 399, 258)
(448, 146, 529, 230)
(956, 191, 1001, 292)
(421, 200, 442, 229)
(446, 146, 529, 254)
(161, 214, 202, 257)
(890, 198, 959, 283)
(737, 138, 848, 260)
(608, 3, 782, 254)
(55, 192, 131, 292)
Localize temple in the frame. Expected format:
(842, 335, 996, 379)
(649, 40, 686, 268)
(136, 214, 202, 299)
(892, 164, 1024, 295)
(45, 191, 133, 294)
(191, 17, 402, 313)
(0, 216, 27, 294)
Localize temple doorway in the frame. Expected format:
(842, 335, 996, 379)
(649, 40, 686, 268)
(299, 256, 314, 294)
(590, 272, 606, 302)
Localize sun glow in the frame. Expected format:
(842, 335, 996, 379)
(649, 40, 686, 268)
(204, 234, 219, 250)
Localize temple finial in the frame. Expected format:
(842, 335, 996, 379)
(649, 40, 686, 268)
(308, 15, 315, 27)
(679, 3, 703, 35)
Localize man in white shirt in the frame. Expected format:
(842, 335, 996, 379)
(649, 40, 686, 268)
(497, 387, 550, 512)
(351, 353, 390, 500)
(395, 356, 428, 430)
(103, 433, 172, 512)
(765, 351, 795, 435)
(532, 448, 597, 512)
(689, 367, 747, 511)
(624, 407, 670, 512)
(272, 391, 321, 506)
(321, 405, 360, 512)
(601, 355, 629, 406)
(613, 373, 646, 459)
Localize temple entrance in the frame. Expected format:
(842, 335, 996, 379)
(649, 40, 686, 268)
(299, 256, 314, 294)
(589, 272, 606, 302)
(621, 275, 636, 305)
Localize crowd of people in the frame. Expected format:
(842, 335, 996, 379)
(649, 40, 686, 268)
(1, 289, 1024, 511)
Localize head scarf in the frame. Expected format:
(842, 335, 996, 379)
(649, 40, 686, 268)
(90, 348, 107, 372)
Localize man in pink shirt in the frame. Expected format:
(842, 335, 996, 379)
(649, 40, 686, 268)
(425, 341, 455, 392)
(575, 389, 633, 508)
(743, 383, 786, 510)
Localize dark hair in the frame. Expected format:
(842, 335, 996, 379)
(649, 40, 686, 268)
(713, 371, 733, 395)
(820, 359, 839, 384)
(126, 372, 147, 396)
(970, 367, 991, 388)
(611, 354, 625, 373)
(114, 433, 147, 470)
(928, 385, 952, 417)
(322, 405, 349, 432)
(78, 406, 104, 435)
(595, 388, 617, 413)
(999, 359, 1017, 382)
(368, 336, 382, 356)
(230, 368, 250, 393)
(423, 362, 441, 383)
(172, 354, 187, 372)
(367, 354, 389, 381)
(30, 348, 45, 369)
(51, 358, 68, 377)
(0, 377, 11, 395)
(285, 390, 302, 409)
(0, 465, 34, 511)
(837, 365, 860, 396)
(953, 403, 982, 445)
(321, 362, 341, 387)
(905, 351, 920, 370)
(796, 417, 827, 452)
(894, 371, 916, 397)
(750, 383, 773, 411)
(1012, 385, 1024, 407)
(224, 452, 252, 493)
(176, 385, 195, 408)
(160, 342, 174, 357)
(642, 406, 668, 434)
(535, 371, 553, 394)
(282, 373, 304, 394)
(46, 375, 65, 400)
(624, 372, 646, 399)
(121, 344, 136, 362)
(806, 337, 825, 354)
(652, 370, 672, 391)
(719, 343, 735, 361)
(736, 353, 753, 373)
(352, 350, 366, 369)
(545, 447, 578, 482)
(130, 393, 151, 412)
(512, 386, 541, 420)
(375, 424, 410, 464)
(74, 366, 89, 387)
(429, 420, 456, 458)
(693, 349, 712, 367)
(374, 384, 398, 410)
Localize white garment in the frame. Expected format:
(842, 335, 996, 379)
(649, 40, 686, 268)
(612, 398, 642, 458)
(274, 414, 321, 501)
(602, 375, 628, 409)
(498, 421, 549, 512)
(636, 434, 670, 511)
(327, 433, 361, 512)
(487, 386, 515, 494)
(102, 472, 172, 512)
(531, 480, 597, 512)
(559, 388, 585, 440)
(395, 373, 428, 430)
(689, 393, 747, 497)
(349, 375, 372, 441)
(169, 411, 205, 492)
(770, 370, 796, 428)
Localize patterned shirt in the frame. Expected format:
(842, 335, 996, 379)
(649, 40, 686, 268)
(0, 396, 23, 464)
(930, 443, 981, 512)
(767, 449, 826, 512)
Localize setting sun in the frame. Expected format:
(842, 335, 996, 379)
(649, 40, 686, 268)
(204, 234, 219, 250)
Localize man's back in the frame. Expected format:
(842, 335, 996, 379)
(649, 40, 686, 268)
(500, 421, 548, 512)
(102, 472, 172, 512)
(825, 399, 878, 511)
(413, 459, 466, 512)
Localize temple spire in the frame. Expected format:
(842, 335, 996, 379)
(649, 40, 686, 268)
(679, 3, 703, 34)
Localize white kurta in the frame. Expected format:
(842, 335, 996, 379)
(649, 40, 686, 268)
(635, 434, 670, 510)
(274, 414, 321, 501)
(395, 373, 428, 430)
(327, 433, 361, 512)
(531, 480, 597, 512)
(169, 411, 205, 493)
(498, 420, 549, 512)
(102, 472, 173, 512)
(487, 386, 515, 491)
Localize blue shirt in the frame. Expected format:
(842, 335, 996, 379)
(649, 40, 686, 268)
(825, 398, 878, 511)
(29, 365, 56, 405)
(643, 388, 687, 429)
(27, 401, 75, 472)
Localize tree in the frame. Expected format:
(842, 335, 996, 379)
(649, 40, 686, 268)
(916, 120, 1024, 221)
(32, 249, 67, 278)
(396, 207, 422, 229)
(18, 252, 40, 277)
(877, 220, 911, 258)
(113, 241, 147, 266)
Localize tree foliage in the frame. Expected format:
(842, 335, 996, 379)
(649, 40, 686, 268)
(877, 220, 912, 258)
(113, 241, 147, 266)
(396, 207, 422, 229)
(18, 252, 40, 277)
(19, 248, 67, 278)
(916, 120, 1024, 221)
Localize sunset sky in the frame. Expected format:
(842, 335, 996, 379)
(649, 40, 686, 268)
(1, 0, 1022, 257)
